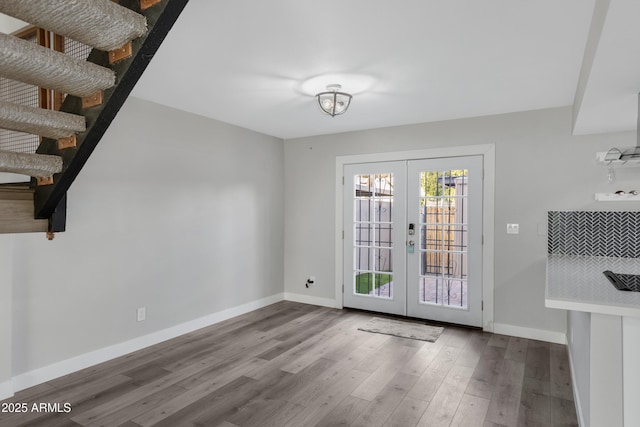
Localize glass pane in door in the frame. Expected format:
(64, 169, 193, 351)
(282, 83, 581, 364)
(353, 173, 394, 298)
(419, 169, 469, 308)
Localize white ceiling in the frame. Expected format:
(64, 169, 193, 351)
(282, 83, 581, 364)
(130, 0, 639, 140)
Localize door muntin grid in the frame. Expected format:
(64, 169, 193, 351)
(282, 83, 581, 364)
(353, 173, 394, 299)
(419, 170, 469, 309)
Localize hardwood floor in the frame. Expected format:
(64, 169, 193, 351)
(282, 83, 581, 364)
(0, 301, 578, 427)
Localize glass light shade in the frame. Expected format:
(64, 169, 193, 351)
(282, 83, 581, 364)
(316, 89, 352, 117)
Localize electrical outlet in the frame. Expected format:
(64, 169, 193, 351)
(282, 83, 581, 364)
(507, 223, 519, 234)
(137, 307, 146, 322)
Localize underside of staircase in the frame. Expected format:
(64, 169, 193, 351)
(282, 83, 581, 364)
(0, 0, 188, 237)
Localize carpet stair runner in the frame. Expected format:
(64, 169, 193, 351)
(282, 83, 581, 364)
(0, 0, 188, 235)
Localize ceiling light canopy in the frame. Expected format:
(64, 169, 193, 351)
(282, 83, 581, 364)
(316, 84, 352, 117)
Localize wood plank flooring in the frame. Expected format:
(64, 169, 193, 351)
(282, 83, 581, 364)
(0, 301, 578, 427)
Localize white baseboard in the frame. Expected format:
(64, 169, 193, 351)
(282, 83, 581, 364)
(284, 292, 336, 308)
(493, 322, 567, 344)
(567, 343, 586, 427)
(0, 380, 13, 400)
(12, 293, 284, 393)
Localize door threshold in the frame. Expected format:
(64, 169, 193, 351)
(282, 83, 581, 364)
(343, 307, 482, 331)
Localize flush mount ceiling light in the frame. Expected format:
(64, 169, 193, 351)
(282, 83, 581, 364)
(316, 84, 352, 117)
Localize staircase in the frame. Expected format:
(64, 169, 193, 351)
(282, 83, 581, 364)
(0, 0, 188, 237)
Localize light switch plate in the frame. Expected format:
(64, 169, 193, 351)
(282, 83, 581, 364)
(507, 223, 519, 234)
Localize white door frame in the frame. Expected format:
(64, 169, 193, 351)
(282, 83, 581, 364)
(335, 144, 496, 332)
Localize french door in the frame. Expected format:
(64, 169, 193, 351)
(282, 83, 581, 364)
(343, 161, 407, 316)
(343, 156, 483, 327)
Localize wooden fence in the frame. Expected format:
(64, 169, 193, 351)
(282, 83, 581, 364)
(421, 204, 466, 279)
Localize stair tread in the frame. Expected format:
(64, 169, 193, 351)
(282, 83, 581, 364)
(0, 32, 115, 98)
(0, 100, 86, 139)
(0, 0, 147, 52)
(0, 150, 62, 178)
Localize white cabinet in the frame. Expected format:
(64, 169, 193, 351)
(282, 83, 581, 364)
(623, 317, 640, 426)
(566, 312, 640, 427)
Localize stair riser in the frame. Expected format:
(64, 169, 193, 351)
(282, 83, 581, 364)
(0, 199, 48, 233)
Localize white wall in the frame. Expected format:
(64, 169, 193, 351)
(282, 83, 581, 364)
(283, 106, 640, 336)
(10, 97, 284, 377)
(0, 14, 27, 34)
(0, 235, 12, 397)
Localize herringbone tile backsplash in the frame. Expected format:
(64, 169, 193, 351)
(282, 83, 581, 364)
(548, 211, 640, 258)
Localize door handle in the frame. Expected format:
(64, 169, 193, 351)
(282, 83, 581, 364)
(407, 240, 415, 253)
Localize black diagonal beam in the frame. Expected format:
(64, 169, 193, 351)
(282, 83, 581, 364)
(34, 0, 189, 219)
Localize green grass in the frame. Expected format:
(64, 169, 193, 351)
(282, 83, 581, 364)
(355, 272, 392, 294)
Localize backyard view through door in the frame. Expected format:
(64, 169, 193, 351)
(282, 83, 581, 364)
(343, 156, 483, 327)
(343, 161, 407, 316)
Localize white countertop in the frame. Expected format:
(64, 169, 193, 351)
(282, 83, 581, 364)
(546, 254, 640, 317)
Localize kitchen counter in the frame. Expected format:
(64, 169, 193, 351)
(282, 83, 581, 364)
(546, 253, 640, 427)
(546, 254, 640, 317)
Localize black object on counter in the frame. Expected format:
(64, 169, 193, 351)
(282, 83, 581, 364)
(603, 270, 640, 292)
